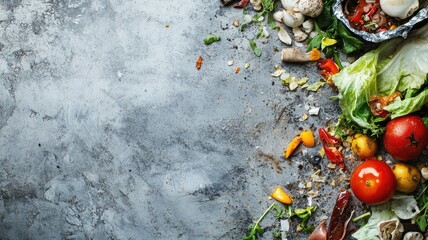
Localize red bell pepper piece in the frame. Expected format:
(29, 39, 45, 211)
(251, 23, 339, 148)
(234, 0, 249, 8)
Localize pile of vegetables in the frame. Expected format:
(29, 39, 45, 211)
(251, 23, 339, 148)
(333, 22, 428, 137)
(217, 0, 428, 239)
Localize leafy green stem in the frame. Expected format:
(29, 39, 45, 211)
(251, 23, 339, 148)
(352, 212, 371, 222)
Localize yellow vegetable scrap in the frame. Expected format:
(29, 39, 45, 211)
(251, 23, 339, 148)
(300, 130, 315, 148)
(284, 136, 302, 158)
(270, 186, 293, 204)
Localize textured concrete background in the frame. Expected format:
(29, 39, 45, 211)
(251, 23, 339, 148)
(0, 0, 349, 239)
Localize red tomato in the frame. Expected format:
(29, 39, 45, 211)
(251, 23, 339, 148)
(383, 115, 428, 161)
(350, 159, 396, 205)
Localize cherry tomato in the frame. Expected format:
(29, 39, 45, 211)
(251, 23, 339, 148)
(383, 115, 428, 161)
(350, 159, 396, 205)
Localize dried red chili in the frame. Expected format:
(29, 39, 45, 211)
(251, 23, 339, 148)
(327, 190, 353, 240)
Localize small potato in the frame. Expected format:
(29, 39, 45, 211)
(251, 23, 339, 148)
(392, 163, 421, 194)
(351, 134, 377, 159)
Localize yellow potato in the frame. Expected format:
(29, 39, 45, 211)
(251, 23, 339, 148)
(392, 163, 421, 194)
(351, 134, 377, 159)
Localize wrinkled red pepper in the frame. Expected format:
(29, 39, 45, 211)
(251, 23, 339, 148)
(233, 0, 249, 8)
(319, 128, 344, 168)
(327, 191, 353, 240)
(319, 128, 341, 146)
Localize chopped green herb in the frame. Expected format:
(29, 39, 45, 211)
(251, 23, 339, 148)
(249, 39, 262, 57)
(242, 203, 276, 240)
(203, 34, 221, 45)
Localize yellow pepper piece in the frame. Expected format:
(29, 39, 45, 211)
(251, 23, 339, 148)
(321, 37, 337, 50)
(284, 136, 302, 158)
(271, 186, 293, 204)
(300, 130, 315, 148)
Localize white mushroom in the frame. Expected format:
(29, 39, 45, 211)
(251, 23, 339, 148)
(403, 232, 424, 240)
(282, 9, 305, 27)
(302, 19, 314, 34)
(292, 27, 308, 42)
(278, 26, 292, 45)
(273, 10, 285, 22)
(377, 218, 404, 240)
(250, 0, 262, 11)
(421, 167, 428, 180)
(380, 0, 419, 19)
(281, 0, 298, 10)
(296, 0, 324, 17)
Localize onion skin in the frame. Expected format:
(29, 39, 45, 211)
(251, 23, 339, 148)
(308, 220, 327, 240)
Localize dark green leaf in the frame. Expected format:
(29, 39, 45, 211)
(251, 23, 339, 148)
(416, 215, 427, 232)
(307, 34, 324, 52)
(338, 23, 363, 54)
(316, 0, 334, 29)
(203, 34, 221, 45)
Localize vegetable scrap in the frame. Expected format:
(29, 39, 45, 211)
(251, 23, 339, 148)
(203, 34, 221, 45)
(270, 186, 293, 204)
(212, 0, 428, 239)
(195, 56, 203, 70)
(318, 128, 344, 168)
(283, 136, 302, 159)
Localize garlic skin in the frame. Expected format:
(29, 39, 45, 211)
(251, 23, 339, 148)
(380, 0, 419, 19)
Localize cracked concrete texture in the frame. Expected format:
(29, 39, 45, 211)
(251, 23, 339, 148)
(0, 0, 344, 239)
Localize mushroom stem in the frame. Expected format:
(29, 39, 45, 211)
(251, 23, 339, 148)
(281, 48, 321, 62)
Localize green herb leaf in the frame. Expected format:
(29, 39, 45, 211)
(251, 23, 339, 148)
(272, 230, 281, 238)
(249, 39, 262, 57)
(203, 34, 221, 45)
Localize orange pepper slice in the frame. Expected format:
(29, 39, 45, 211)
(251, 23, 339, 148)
(284, 136, 302, 158)
(271, 186, 293, 204)
(300, 130, 315, 148)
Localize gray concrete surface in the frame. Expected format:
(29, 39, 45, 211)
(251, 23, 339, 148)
(0, 0, 350, 239)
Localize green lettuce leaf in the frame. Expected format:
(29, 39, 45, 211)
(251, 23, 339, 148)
(332, 23, 428, 136)
(352, 203, 395, 240)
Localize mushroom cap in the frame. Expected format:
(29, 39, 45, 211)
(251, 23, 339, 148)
(380, 0, 419, 19)
(296, 0, 323, 17)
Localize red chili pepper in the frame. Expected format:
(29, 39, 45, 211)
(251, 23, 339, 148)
(233, 0, 249, 8)
(325, 147, 344, 168)
(318, 59, 339, 75)
(319, 128, 344, 169)
(318, 128, 341, 146)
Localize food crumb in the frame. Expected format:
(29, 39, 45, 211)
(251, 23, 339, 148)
(196, 56, 203, 70)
